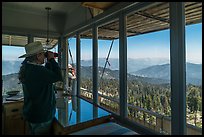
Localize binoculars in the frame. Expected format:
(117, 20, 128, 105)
(44, 52, 58, 57)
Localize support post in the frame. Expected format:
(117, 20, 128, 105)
(76, 33, 81, 96)
(93, 25, 98, 105)
(58, 36, 68, 92)
(170, 2, 186, 135)
(119, 11, 127, 120)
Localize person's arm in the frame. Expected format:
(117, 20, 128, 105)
(41, 51, 62, 83)
(32, 61, 62, 84)
(46, 58, 62, 80)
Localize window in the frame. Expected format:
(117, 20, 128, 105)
(185, 23, 202, 134)
(2, 45, 25, 95)
(126, 3, 171, 134)
(80, 29, 93, 101)
(98, 19, 120, 114)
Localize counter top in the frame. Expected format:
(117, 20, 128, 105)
(2, 93, 112, 135)
(2, 93, 111, 133)
(55, 96, 111, 128)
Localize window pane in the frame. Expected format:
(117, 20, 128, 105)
(80, 29, 93, 102)
(2, 45, 25, 95)
(126, 2, 171, 134)
(186, 23, 202, 134)
(98, 19, 120, 114)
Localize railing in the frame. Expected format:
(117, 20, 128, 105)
(80, 88, 202, 135)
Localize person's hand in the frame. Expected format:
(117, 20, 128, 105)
(46, 51, 54, 60)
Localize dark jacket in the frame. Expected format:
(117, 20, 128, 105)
(22, 58, 62, 123)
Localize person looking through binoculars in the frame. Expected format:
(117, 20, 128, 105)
(18, 41, 62, 135)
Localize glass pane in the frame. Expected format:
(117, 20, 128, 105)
(2, 45, 25, 95)
(98, 19, 120, 114)
(67, 37, 77, 94)
(80, 29, 93, 102)
(126, 2, 171, 134)
(186, 23, 202, 135)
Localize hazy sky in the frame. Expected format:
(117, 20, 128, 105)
(2, 23, 202, 64)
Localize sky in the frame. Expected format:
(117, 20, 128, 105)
(2, 23, 202, 64)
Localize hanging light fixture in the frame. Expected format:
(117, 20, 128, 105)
(44, 7, 53, 49)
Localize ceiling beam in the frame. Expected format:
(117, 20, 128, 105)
(135, 11, 169, 23)
(81, 2, 116, 10)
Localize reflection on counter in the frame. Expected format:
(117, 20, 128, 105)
(55, 96, 111, 128)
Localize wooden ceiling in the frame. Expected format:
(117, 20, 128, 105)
(2, 2, 202, 46)
(80, 2, 202, 40)
(81, 2, 116, 10)
(2, 34, 58, 48)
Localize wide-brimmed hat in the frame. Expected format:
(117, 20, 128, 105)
(18, 41, 46, 58)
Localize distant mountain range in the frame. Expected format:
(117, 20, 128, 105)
(81, 66, 170, 84)
(2, 73, 22, 93)
(81, 58, 170, 73)
(2, 66, 170, 93)
(2, 60, 22, 75)
(130, 63, 202, 85)
(2, 58, 169, 75)
(2, 59, 202, 92)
